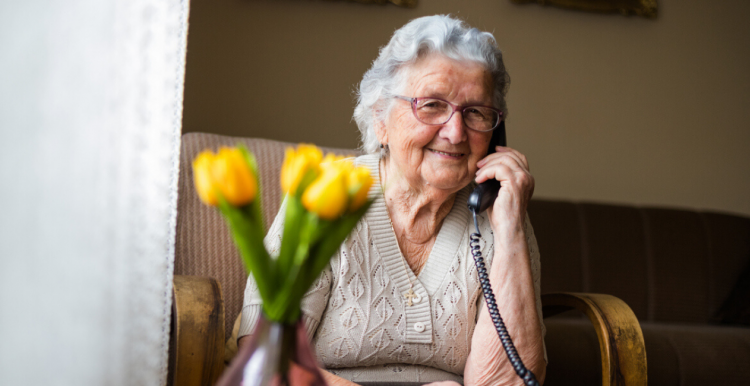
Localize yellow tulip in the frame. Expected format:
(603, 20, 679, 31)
(302, 163, 349, 220)
(211, 147, 258, 206)
(347, 166, 373, 212)
(193, 150, 219, 206)
(321, 153, 346, 165)
(281, 144, 323, 195)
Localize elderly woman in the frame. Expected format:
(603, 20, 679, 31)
(238, 15, 546, 386)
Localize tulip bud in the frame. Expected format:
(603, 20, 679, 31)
(193, 150, 219, 206)
(301, 163, 349, 220)
(321, 153, 346, 165)
(347, 166, 373, 212)
(211, 147, 258, 207)
(281, 144, 323, 195)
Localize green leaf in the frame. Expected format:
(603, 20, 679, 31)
(294, 169, 319, 199)
(271, 211, 319, 323)
(237, 144, 265, 237)
(289, 200, 374, 319)
(312, 202, 372, 276)
(216, 194, 277, 306)
(276, 195, 304, 282)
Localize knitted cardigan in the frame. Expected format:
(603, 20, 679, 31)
(238, 154, 546, 383)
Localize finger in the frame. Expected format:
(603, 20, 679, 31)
(477, 147, 529, 173)
(476, 153, 527, 179)
(493, 146, 530, 171)
(475, 158, 535, 199)
(505, 147, 530, 171)
(478, 146, 530, 171)
(475, 162, 514, 184)
(476, 166, 534, 198)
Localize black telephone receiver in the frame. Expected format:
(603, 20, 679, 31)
(467, 121, 506, 213)
(466, 121, 540, 386)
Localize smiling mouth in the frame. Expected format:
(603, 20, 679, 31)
(429, 149, 465, 157)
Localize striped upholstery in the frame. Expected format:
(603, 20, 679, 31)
(174, 133, 360, 335)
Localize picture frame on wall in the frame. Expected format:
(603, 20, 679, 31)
(331, 0, 416, 7)
(510, 0, 658, 19)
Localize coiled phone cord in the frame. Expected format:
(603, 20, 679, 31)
(470, 209, 539, 386)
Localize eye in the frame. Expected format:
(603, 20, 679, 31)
(417, 99, 448, 112)
(465, 107, 487, 120)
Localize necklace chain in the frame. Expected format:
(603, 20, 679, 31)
(380, 159, 422, 307)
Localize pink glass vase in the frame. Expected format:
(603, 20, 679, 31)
(216, 315, 327, 386)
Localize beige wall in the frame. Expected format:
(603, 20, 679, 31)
(183, 0, 750, 217)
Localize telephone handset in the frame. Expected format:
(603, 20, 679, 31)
(467, 122, 540, 386)
(467, 121, 506, 213)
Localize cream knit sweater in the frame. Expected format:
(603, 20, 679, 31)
(238, 154, 546, 384)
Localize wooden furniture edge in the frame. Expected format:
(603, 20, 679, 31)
(169, 275, 226, 386)
(542, 292, 647, 386)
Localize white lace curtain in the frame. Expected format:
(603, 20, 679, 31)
(0, 1, 189, 385)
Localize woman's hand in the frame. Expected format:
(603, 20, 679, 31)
(474, 146, 535, 235)
(467, 145, 545, 385)
(423, 382, 462, 386)
(241, 336, 360, 386)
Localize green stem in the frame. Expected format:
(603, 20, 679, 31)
(218, 197, 276, 306)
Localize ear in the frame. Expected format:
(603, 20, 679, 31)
(373, 109, 388, 146)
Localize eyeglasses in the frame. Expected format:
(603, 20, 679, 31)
(394, 96, 502, 132)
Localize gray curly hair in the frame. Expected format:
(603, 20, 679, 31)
(353, 15, 510, 154)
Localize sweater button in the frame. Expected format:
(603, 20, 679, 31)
(414, 322, 426, 333)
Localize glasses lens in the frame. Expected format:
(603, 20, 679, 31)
(414, 99, 452, 124)
(411, 98, 500, 131)
(463, 107, 500, 132)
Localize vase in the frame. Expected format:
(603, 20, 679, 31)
(216, 315, 327, 386)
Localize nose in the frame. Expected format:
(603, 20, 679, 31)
(438, 111, 468, 144)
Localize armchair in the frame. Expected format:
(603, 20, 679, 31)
(167, 133, 647, 386)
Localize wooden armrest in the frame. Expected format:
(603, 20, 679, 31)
(168, 275, 226, 386)
(542, 292, 647, 386)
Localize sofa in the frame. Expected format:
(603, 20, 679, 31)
(169, 133, 749, 386)
(530, 199, 750, 385)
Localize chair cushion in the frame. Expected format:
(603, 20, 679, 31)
(543, 318, 601, 386)
(543, 318, 750, 386)
(713, 261, 750, 325)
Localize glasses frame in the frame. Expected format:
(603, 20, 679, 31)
(394, 95, 503, 132)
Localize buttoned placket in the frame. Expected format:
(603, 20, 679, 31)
(361, 154, 474, 345)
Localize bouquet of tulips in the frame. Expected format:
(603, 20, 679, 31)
(192, 144, 373, 324)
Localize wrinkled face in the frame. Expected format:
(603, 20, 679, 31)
(377, 54, 494, 192)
